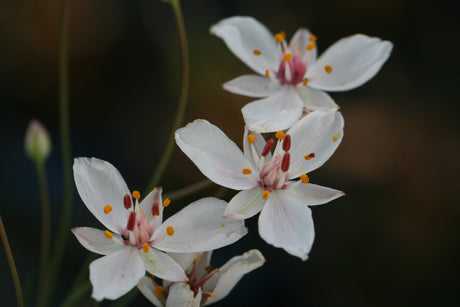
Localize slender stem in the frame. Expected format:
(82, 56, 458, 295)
(36, 162, 51, 307)
(146, 0, 189, 192)
(49, 0, 73, 303)
(0, 217, 24, 307)
(164, 179, 213, 200)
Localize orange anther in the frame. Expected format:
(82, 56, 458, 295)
(166, 226, 174, 236)
(284, 53, 292, 62)
(300, 174, 310, 184)
(304, 153, 315, 160)
(143, 243, 149, 253)
(104, 230, 113, 239)
(262, 190, 270, 200)
(275, 131, 285, 140)
(309, 34, 317, 42)
(154, 286, 164, 295)
(325, 65, 332, 74)
(306, 43, 315, 51)
(247, 135, 255, 143)
(253, 49, 261, 55)
(242, 168, 252, 175)
(265, 70, 270, 78)
(274, 31, 286, 43)
(104, 205, 112, 214)
(303, 78, 308, 86)
(163, 198, 171, 207)
(132, 190, 140, 200)
(221, 224, 225, 227)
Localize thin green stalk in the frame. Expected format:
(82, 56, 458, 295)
(49, 0, 73, 303)
(0, 217, 24, 307)
(164, 179, 213, 200)
(146, 0, 189, 192)
(36, 162, 51, 307)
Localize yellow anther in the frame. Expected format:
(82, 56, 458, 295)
(142, 243, 149, 253)
(154, 286, 164, 295)
(221, 224, 225, 227)
(166, 226, 174, 236)
(274, 31, 286, 43)
(325, 65, 332, 74)
(300, 174, 310, 184)
(132, 190, 140, 200)
(275, 131, 285, 140)
(253, 49, 261, 55)
(242, 168, 252, 175)
(284, 53, 292, 62)
(333, 132, 341, 142)
(262, 190, 270, 200)
(265, 70, 270, 78)
(306, 43, 315, 51)
(104, 230, 113, 239)
(304, 153, 315, 160)
(303, 78, 308, 86)
(163, 198, 171, 207)
(247, 135, 255, 143)
(309, 34, 317, 42)
(104, 205, 112, 214)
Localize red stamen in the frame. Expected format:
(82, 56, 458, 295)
(152, 202, 160, 216)
(281, 153, 290, 172)
(262, 139, 275, 156)
(123, 194, 132, 209)
(282, 134, 291, 151)
(127, 212, 136, 231)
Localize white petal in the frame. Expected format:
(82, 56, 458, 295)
(285, 182, 345, 206)
(289, 28, 317, 66)
(89, 247, 145, 301)
(203, 250, 265, 305)
(71, 227, 124, 256)
(175, 120, 256, 190)
(242, 86, 304, 133)
(224, 188, 266, 219)
(286, 110, 344, 178)
(73, 158, 130, 233)
(140, 248, 187, 282)
(152, 197, 248, 253)
(296, 86, 338, 111)
(210, 16, 279, 76)
(167, 252, 200, 273)
(223, 75, 282, 98)
(166, 283, 201, 307)
(140, 187, 163, 228)
(258, 191, 315, 260)
(307, 34, 393, 91)
(137, 276, 165, 307)
(243, 127, 270, 170)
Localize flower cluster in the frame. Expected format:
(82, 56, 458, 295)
(71, 15, 392, 305)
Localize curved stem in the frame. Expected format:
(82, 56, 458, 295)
(146, 0, 189, 192)
(0, 217, 24, 307)
(164, 179, 213, 200)
(36, 162, 51, 307)
(50, 0, 73, 303)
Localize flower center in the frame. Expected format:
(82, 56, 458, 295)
(275, 52, 306, 85)
(257, 133, 291, 190)
(187, 256, 217, 299)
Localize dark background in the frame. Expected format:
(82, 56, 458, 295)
(0, 0, 459, 306)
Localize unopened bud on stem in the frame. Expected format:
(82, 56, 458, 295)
(25, 120, 52, 164)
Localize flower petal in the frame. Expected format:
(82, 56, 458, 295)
(175, 120, 256, 190)
(286, 109, 344, 178)
(258, 191, 315, 260)
(73, 158, 130, 233)
(152, 197, 248, 253)
(167, 252, 200, 273)
(210, 16, 279, 76)
(71, 227, 124, 256)
(223, 75, 282, 98)
(137, 276, 165, 307)
(223, 188, 266, 219)
(140, 248, 187, 282)
(289, 28, 317, 66)
(89, 247, 145, 301)
(306, 34, 393, 91)
(166, 283, 201, 307)
(203, 250, 265, 305)
(285, 182, 345, 206)
(296, 86, 338, 111)
(242, 86, 304, 133)
(140, 187, 163, 228)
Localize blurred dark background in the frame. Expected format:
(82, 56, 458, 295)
(0, 0, 459, 306)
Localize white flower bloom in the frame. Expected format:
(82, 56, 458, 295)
(137, 249, 265, 306)
(210, 16, 393, 133)
(72, 158, 248, 301)
(175, 110, 345, 260)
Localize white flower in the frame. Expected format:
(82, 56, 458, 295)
(175, 110, 344, 260)
(137, 250, 265, 306)
(210, 16, 393, 133)
(71, 158, 248, 301)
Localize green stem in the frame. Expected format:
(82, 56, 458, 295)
(50, 0, 73, 303)
(164, 179, 213, 200)
(0, 217, 24, 307)
(146, 0, 189, 192)
(36, 162, 51, 307)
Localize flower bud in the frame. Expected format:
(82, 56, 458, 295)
(25, 119, 51, 163)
